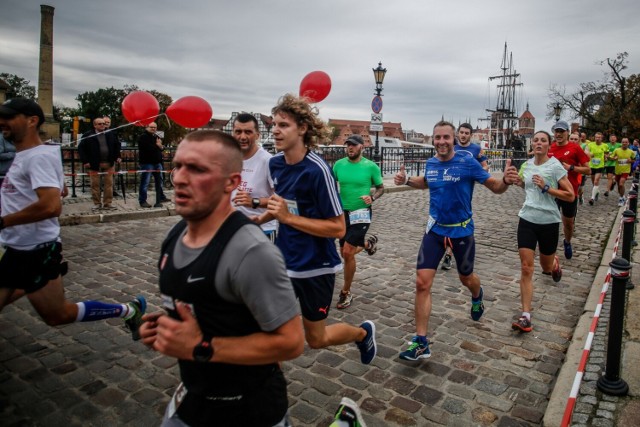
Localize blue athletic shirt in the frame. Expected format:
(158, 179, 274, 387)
(425, 151, 491, 238)
(269, 151, 343, 278)
(454, 142, 488, 164)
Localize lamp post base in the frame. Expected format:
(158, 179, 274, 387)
(597, 376, 629, 396)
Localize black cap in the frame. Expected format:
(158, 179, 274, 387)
(0, 98, 45, 126)
(345, 135, 364, 145)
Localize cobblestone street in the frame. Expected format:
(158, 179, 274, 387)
(0, 182, 629, 426)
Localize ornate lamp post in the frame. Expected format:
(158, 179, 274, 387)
(372, 62, 387, 165)
(553, 102, 562, 122)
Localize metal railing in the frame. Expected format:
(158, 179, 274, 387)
(60, 146, 528, 197)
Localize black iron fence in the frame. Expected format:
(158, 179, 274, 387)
(60, 146, 528, 197)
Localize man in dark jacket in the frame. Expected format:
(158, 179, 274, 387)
(137, 122, 167, 208)
(78, 117, 121, 210)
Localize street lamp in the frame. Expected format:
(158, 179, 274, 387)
(372, 62, 387, 165)
(553, 102, 562, 122)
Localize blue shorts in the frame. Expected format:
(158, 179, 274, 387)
(416, 231, 476, 276)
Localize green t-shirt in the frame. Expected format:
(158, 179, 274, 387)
(333, 156, 383, 211)
(587, 142, 608, 169)
(612, 147, 636, 175)
(605, 142, 621, 167)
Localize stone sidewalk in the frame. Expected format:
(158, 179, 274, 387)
(1, 178, 639, 426)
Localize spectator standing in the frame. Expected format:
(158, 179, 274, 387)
(78, 117, 121, 210)
(137, 122, 168, 208)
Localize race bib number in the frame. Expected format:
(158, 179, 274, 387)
(285, 199, 299, 216)
(592, 158, 601, 165)
(349, 209, 371, 224)
(618, 159, 628, 165)
(167, 382, 188, 418)
(425, 216, 436, 234)
(0, 245, 6, 263)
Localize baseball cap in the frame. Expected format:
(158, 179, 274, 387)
(551, 120, 570, 132)
(0, 98, 45, 125)
(345, 135, 364, 145)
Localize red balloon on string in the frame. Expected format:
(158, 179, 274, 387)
(121, 91, 159, 126)
(299, 71, 332, 103)
(166, 96, 213, 128)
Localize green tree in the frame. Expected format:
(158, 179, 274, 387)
(548, 52, 640, 137)
(0, 72, 37, 99)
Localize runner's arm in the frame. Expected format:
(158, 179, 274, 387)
(0, 187, 61, 228)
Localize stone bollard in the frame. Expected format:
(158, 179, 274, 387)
(596, 257, 631, 396)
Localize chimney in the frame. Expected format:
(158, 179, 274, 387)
(37, 4, 59, 140)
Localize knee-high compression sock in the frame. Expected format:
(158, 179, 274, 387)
(592, 186, 599, 200)
(75, 301, 129, 322)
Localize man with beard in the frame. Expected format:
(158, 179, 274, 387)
(394, 121, 518, 361)
(332, 134, 383, 309)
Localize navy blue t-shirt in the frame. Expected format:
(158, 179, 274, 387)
(425, 152, 491, 238)
(269, 151, 343, 278)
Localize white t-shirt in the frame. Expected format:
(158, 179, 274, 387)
(0, 144, 64, 249)
(232, 148, 277, 232)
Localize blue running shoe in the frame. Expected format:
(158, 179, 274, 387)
(563, 239, 573, 259)
(124, 295, 147, 341)
(471, 287, 484, 321)
(399, 336, 431, 361)
(356, 321, 377, 364)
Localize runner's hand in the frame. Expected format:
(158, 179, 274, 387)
(394, 164, 408, 185)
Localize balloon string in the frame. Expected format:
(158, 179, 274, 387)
(74, 113, 167, 143)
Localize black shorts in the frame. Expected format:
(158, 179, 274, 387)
(605, 166, 616, 175)
(339, 209, 371, 248)
(0, 240, 64, 293)
(290, 274, 335, 322)
(517, 218, 559, 256)
(416, 231, 476, 276)
(556, 197, 578, 218)
(591, 168, 604, 176)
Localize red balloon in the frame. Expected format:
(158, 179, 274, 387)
(299, 71, 332, 103)
(121, 91, 159, 126)
(166, 96, 213, 128)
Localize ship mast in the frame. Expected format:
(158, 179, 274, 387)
(484, 43, 523, 148)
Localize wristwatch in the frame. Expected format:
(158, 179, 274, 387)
(193, 336, 214, 362)
(541, 184, 550, 194)
(252, 198, 260, 209)
(569, 165, 575, 171)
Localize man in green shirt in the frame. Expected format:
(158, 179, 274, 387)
(332, 135, 384, 309)
(611, 137, 636, 206)
(604, 134, 620, 196)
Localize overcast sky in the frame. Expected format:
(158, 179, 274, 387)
(1, 0, 638, 135)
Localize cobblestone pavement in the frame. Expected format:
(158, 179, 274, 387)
(0, 180, 636, 426)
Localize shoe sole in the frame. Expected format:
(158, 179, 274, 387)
(511, 323, 532, 333)
(365, 235, 378, 256)
(399, 351, 431, 361)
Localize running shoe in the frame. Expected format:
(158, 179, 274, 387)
(618, 197, 625, 207)
(588, 199, 594, 206)
(471, 287, 485, 321)
(512, 316, 532, 333)
(399, 337, 431, 361)
(551, 256, 562, 283)
(331, 397, 367, 427)
(356, 321, 376, 364)
(337, 291, 353, 309)
(563, 239, 573, 260)
(441, 254, 453, 270)
(604, 191, 609, 197)
(124, 295, 147, 341)
(364, 235, 378, 256)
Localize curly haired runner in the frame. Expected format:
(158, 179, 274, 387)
(256, 94, 377, 365)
